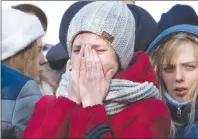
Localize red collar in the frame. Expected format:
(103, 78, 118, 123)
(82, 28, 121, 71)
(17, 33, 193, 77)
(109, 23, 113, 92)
(115, 51, 159, 88)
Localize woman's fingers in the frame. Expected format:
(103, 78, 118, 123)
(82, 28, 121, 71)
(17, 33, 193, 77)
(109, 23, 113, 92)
(72, 45, 84, 79)
(79, 44, 84, 57)
(80, 57, 86, 79)
(92, 49, 104, 79)
(84, 44, 92, 78)
(91, 49, 98, 78)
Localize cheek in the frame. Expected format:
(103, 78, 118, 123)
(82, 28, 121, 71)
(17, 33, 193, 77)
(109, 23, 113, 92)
(162, 73, 175, 90)
(186, 70, 198, 87)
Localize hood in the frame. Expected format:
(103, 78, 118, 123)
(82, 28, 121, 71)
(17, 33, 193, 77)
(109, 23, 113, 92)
(146, 24, 198, 54)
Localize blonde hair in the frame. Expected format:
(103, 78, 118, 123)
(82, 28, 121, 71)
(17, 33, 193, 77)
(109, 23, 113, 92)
(3, 41, 39, 82)
(3, 39, 57, 94)
(149, 32, 198, 137)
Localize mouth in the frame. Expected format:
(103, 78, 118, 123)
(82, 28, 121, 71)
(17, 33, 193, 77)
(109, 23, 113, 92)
(173, 87, 188, 96)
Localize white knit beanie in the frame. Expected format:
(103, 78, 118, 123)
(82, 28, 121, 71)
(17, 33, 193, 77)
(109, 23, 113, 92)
(67, 1, 135, 69)
(2, 8, 45, 61)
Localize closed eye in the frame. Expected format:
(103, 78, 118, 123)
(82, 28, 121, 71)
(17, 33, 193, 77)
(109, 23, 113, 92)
(96, 49, 106, 54)
(73, 50, 80, 52)
(97, 49, 106, 52)
(72, 49, 81, 54)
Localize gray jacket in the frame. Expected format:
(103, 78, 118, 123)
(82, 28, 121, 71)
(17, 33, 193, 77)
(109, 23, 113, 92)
(1, 64, 42, 138)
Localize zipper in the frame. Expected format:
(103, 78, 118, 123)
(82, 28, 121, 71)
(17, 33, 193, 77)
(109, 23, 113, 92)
(177, 107, 182, 117)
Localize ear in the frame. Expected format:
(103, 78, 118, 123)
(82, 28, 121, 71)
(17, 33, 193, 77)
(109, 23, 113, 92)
(66, 59, 72, 71)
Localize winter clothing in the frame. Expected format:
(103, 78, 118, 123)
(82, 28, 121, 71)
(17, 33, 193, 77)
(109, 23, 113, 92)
(22, 51, 171, 138)
(164, 93, 198, 138)
(59, 1, 92, 51)
(46, 42, 68, 70)
(22, 2, 171, 138)
(127, 4, 158, 52)
(49, 2, 157, 70)
(1, 64, 42, 138)
(46, 1, 91, 70)
(67, 1, 135, 69)
(146, 24, 198, 138)
(146, 24, 198, 54)
(57, 52, 159, 115)
(158, 4, 198, 34)
(2, 8, 44, 61)
(60, 2, 157, 53)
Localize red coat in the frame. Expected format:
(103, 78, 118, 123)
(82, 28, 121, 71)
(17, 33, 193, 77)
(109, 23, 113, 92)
(22, 52, 171, 138)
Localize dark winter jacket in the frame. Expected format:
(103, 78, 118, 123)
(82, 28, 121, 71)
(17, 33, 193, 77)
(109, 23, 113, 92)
(166, 97, 198, 138)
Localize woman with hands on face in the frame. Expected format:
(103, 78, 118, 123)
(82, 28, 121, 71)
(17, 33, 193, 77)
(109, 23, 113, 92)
(77, 44, 114, 107)
(22, 1, 171, 138)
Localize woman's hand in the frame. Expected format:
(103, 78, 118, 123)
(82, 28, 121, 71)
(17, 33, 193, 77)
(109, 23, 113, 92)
(79, 44, 114, 107)
(67, 46, 84, 104)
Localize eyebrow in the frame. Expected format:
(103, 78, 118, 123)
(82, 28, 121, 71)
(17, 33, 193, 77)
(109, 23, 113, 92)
(182, 61, 198, 65)
(162, 61, 198, 66)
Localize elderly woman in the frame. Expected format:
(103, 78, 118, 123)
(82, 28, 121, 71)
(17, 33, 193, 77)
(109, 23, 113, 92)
(147, 24, 198, 138)
(22, 2, 171, 138)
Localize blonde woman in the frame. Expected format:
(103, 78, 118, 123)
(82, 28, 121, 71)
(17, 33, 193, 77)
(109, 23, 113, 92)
(1, 8, 44, 138)
(147, 24, 198, 138)
(12, 4, 56, 95)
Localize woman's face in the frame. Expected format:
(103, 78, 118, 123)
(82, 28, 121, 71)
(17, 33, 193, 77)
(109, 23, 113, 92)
(35, 37, 47, 82)
(162, 42, 198, 102)
(71, 32, 119, 78)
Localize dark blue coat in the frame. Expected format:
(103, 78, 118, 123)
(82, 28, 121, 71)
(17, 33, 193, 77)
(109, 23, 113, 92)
(166, 97, 198, 138)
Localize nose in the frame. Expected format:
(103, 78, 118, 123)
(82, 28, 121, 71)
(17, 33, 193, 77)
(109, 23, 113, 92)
(175, 68, 184, 83)
(39, 52, 47, 66)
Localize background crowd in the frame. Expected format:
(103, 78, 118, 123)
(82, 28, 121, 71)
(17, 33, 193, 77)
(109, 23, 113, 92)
(1, 1, 198, 138)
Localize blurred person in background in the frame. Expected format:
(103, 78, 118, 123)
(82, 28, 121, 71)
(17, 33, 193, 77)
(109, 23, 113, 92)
(1, 8, 43, 138)
(12, 3, 57, 94)
(157, 4, 198, 35)
(2, 7, 49, 93)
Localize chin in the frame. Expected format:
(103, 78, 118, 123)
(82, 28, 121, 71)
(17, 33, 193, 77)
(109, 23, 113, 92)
(174, 97, 190, 103)
(175, 98, 185, 103)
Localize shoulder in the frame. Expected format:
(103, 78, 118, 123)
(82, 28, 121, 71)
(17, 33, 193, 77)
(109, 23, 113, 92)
(183, 121, 198, 138)
(1, 64, 33, 100)
(127, 98, 171, 118)
(133, 97, 169, 109)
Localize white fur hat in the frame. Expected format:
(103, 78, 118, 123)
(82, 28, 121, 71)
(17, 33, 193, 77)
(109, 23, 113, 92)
(2, 8, 45, 61)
